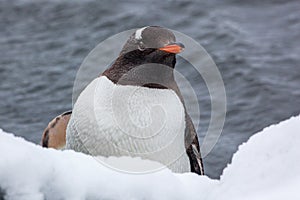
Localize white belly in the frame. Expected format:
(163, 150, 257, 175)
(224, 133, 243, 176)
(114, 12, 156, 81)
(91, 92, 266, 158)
(66, 76, 190, 173)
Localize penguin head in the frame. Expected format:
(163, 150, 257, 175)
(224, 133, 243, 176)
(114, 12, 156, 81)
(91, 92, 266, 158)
(119, 26, 184, 67)
(103, 26, 184, 87)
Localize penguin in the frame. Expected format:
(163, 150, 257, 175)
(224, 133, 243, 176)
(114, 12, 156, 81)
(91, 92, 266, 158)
(41, 26, 204, 175)
(41, 110, 72, 149)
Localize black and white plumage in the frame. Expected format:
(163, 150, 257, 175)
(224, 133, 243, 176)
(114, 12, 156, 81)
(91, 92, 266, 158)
(42, 26, 204, 175)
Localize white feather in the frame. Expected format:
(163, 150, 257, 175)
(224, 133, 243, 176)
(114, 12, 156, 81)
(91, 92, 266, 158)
(135, 26, 148, 40)
(66, 76, 190, 173)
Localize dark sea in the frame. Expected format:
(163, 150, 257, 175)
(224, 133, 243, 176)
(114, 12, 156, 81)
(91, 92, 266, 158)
(0, 0, 299, 179)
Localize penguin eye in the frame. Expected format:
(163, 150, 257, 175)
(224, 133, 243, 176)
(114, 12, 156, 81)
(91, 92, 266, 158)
(138, 41, 146, 51)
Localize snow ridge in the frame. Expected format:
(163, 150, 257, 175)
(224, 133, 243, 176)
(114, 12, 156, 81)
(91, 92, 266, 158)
(0, 115, 299, 200)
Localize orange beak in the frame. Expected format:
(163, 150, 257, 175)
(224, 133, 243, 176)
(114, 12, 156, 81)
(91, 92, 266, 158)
(158, 43, 184, 54)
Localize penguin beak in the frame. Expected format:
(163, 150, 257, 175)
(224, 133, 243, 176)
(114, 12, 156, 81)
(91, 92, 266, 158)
(158, 42, 185, 54)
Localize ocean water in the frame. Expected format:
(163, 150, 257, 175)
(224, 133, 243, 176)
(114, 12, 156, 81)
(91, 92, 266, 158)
(0, 0, 299, 179)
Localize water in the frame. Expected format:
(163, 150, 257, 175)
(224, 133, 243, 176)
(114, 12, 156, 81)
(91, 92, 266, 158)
(0, 0, 299, 179)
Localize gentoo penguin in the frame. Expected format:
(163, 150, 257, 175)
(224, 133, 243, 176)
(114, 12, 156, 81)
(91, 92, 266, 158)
(42, 26, 204, 175)
(41, 111, 72, 149)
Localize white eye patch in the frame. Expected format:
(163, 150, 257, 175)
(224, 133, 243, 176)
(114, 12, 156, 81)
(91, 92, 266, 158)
(135, 26, 148, 40)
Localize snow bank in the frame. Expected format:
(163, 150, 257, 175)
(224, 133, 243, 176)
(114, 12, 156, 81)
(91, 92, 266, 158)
(0, 115, 299, 200)
(217, 115, 300, 200)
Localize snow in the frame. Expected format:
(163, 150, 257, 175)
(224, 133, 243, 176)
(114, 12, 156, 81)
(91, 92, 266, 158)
(0, 115, 300, 200)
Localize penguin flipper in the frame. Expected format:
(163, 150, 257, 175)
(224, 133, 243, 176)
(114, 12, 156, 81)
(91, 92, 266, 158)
(41, 110, 72, 149)
(185, 114, 204, 175)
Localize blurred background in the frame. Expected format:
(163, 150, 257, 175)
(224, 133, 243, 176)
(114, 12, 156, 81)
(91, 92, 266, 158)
(0, 0, 299, 179)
